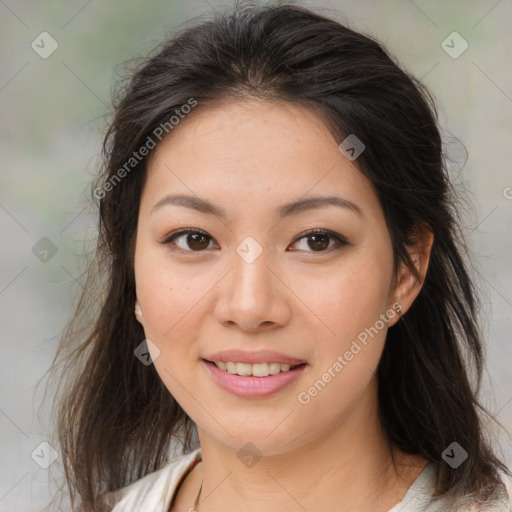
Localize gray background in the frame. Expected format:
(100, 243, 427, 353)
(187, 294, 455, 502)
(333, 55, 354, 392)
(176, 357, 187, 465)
(1, 0, 511, 510)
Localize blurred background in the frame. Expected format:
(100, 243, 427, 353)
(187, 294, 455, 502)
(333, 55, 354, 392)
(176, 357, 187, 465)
(1, 0, 511, 510)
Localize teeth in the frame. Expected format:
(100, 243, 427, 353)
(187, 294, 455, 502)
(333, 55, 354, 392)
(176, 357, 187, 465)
(236, 362, 252, 376)
(252, 363, 270, 377)
(213, 361, 297, 377)
(269, 363, 283, 374)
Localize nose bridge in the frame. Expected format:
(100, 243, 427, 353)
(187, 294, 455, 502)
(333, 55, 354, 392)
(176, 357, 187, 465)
(230, 237, 275, 306)
(214, 235, 290, 329)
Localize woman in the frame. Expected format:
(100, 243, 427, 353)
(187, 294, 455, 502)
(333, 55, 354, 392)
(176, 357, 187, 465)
(53, 2, 511, 511)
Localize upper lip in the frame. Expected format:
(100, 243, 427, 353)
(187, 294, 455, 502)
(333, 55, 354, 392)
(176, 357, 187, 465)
(204, 350, 306, 365)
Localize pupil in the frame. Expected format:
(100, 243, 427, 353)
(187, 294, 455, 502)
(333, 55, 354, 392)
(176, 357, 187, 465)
(189, 233, 208, 250)
(309, 234, 328, 251)
(185, 233, 330, 251)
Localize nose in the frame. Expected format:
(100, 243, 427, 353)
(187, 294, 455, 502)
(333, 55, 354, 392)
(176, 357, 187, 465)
(213, 246, 292, 332)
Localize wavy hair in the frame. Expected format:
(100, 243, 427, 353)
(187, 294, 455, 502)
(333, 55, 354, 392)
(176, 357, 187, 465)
(51, 2, 510, 510)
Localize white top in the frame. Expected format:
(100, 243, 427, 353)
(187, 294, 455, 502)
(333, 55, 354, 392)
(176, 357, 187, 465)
(105, 449, 512, 511)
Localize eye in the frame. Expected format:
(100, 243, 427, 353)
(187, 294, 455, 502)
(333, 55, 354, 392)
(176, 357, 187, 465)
(160, 228, 218, 252)
(288, 229, 347, 253)
(160, 228, 347, 254)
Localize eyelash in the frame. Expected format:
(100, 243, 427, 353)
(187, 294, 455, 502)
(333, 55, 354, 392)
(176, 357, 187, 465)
(159, 228, 347, 254)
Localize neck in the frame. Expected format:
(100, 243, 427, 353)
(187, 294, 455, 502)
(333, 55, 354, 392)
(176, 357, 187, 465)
(192, 385, 427, 512)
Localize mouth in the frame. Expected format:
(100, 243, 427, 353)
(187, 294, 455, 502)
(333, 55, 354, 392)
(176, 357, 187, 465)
(202, 359, 308, 398)
(205, 360, 307, 377)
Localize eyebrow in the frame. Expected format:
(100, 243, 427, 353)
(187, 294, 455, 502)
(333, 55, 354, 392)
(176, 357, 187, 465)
(150, 193, 363, 219)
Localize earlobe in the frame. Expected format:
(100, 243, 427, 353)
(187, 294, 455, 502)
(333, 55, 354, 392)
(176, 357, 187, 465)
(135, 298, 144, 321)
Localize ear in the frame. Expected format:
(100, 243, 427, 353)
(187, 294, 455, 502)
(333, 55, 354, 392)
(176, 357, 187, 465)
(134, 297, 144, 324)
(388, 222, 434, 327)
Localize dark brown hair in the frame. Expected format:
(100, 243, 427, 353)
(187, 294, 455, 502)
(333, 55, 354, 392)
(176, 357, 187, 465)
(51, 2, 510, 510)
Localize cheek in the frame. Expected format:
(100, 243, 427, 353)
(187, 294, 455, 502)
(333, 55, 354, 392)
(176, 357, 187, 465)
(134, 245, 206, 340)
(299, 245, 393, 401)
(134, 257, 208, 398)
(310, 249, 393, 346)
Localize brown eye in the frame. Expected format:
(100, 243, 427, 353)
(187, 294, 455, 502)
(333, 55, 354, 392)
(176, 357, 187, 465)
(161, 228, 346, 254)
(185, 232, 211, 250)
(307, 233, 330, 251)
(161, 229, 216, 252)
(289, 229, 346, 253)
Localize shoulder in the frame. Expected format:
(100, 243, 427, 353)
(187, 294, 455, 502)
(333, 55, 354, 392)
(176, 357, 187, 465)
(102, 448, 202, 512)
(451, 472, 512, 512)
(425, 468, 512, 512)
(389, 462, 512, 512)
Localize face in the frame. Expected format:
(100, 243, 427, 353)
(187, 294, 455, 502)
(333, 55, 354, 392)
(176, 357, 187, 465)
(134, 99, 402, 455)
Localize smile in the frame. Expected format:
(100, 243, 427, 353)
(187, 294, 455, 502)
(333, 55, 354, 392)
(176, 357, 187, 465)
(203, 359, 308, 398)
(213, 361, 300, 377)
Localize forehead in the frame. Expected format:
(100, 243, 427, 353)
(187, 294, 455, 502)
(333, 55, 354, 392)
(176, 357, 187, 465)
(150, 98, 338, 165)
(142, 99, 381, 222)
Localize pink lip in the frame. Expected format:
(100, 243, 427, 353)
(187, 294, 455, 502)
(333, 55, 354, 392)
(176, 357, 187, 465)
(203, 360, 308, 398)
(204, 350, 306, 365)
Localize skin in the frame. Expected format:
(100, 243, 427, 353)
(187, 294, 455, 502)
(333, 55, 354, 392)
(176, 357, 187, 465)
(134, 98, 434, 512)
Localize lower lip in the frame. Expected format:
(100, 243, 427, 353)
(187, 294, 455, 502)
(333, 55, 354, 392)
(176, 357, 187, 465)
(203, 360, 307, 398)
